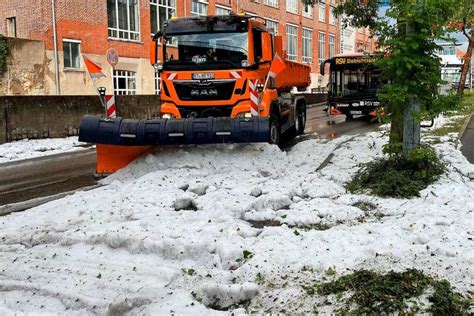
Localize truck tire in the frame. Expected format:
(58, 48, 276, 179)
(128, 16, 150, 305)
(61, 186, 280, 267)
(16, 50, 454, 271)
(296, 104, 306, 135)
(269, 114, 281, 145)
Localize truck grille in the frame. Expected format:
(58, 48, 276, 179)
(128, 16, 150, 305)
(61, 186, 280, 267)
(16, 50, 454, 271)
(173, 81, 236, 101)
(177, 106, 234, 118)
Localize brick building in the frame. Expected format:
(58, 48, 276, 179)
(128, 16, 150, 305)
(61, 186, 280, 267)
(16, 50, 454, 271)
(0, 0, 377, 95)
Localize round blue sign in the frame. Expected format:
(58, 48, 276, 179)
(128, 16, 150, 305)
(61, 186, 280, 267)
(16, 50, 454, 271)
(106, 48, 119, 67)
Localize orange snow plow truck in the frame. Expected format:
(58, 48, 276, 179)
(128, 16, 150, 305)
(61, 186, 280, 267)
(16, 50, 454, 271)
(79, 15, 311, 175)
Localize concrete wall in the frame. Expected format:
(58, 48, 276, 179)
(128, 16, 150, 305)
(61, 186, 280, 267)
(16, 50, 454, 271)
(0, 95, 161, 143)
(0, 38, 52, 96)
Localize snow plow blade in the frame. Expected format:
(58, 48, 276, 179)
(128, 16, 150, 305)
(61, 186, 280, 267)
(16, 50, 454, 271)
(94, 144, 152, 177)
(79, 115, 270, 145)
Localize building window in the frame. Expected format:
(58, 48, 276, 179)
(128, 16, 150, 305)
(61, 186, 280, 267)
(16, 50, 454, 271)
(113, 70, 137, 95)
(365, 42, 370, 52)
(329, 34, 335, 58)
(302, 28, 313, 64)
(286, 0, 298, 14)
(191, 0, 208, 17)
(265, 19, 278, 35)
(443, 46, 455, 55)
(150, 0, 176, 35)
(107, 0, 139, 41)
(318, 2, 325, 22)
(286, 24, 298, 61)
(6, 17, 16, 37)
(215, 5, 231, 15)
(155, 74, 161, 94)
(303, 4, 313, 18)
(318, 32, 325, 64)
(263, 0, 279, 8)
(63, 40, 81, 69)
(329, 6, 336, 25)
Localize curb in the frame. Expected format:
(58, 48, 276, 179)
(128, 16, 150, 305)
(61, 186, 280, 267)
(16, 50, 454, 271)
(459, 112, 473, 139)
(0, 184, 100, 216)
(307, 101, 327, 108)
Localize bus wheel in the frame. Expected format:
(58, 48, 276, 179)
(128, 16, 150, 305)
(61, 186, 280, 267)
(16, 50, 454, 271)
(269, 114, 281, 145)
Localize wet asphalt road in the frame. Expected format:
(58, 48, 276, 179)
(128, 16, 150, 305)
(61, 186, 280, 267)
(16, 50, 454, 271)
(0, 105, 378, 206)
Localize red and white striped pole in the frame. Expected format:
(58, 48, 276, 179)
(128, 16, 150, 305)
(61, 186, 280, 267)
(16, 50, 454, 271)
(105, 95, 116, 118)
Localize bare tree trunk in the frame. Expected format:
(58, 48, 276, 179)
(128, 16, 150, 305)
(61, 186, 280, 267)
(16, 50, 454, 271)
(457, 28, 473, 96)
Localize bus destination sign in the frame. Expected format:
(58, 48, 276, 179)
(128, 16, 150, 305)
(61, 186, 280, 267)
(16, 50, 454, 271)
(335, 56, 379, 65)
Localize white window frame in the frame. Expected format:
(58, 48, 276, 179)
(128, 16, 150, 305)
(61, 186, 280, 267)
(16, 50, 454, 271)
(329, 6, 336, 25)
(63, 39, 81, 69)
(155, 73, 161, 94)
(303, 4, 313, 18)
(6, 17, 16, 37)
(108, 0, 140, 41)
(286, 0, 298, 14)
(215, 5, 232, 15)
(191, 0, 208, 17)
(286, 24, 298, 61)
(150, 0, 176, 36)
(328, 34, 335, 58)
(318, 2, 326, 22)
(113, 70, 137, 95)
(318, 31, 325, 64)
(263, 0, 279, 8)
(265, 18, 278, 35)
(302, 28, 313, 64)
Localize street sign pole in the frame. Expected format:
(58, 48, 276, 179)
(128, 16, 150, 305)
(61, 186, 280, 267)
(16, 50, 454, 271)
(97, 87, 107, 117)
(106, 48, 119, 116)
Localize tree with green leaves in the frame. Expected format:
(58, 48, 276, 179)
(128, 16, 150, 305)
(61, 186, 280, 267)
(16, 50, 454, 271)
(332, 0, 460, 154)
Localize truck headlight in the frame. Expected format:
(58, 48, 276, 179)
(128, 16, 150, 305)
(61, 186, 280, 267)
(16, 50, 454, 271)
(238, 112, 253, 118)
(162, 113, 175, 119)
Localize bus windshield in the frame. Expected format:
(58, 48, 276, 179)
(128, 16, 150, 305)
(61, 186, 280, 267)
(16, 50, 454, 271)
(330, 68, 383, 98)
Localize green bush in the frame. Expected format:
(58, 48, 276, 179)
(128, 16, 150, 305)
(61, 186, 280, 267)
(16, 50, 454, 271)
(309, 269, 471, 315)
(346, 146, 445, 198)
(0, 35, 8, 73)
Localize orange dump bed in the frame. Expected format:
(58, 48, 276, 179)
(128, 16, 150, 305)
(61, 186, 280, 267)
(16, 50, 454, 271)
(275, 60, 311, 91)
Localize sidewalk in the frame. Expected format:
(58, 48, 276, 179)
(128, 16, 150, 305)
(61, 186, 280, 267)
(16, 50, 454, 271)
(460, 114, 474, 164)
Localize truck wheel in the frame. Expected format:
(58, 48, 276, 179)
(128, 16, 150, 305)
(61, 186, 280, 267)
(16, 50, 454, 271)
(296, 104, 306, 135)
(269, 114, 281, 145)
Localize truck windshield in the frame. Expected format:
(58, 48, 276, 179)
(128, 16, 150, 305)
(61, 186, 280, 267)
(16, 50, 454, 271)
(163, 32, 248, 70)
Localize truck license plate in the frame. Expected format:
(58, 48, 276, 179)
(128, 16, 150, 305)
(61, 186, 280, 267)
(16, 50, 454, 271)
(192, 73, 215, 80)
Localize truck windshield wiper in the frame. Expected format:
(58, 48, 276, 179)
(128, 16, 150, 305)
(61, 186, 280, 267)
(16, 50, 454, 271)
(178, 40, 248, 55)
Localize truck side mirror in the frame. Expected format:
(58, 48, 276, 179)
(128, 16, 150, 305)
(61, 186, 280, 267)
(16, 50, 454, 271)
(261, 32, 273, 63)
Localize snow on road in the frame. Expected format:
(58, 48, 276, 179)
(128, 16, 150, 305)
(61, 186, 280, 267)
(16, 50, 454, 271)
(0, 137, 87, 164)
(0, 132, 473, 314)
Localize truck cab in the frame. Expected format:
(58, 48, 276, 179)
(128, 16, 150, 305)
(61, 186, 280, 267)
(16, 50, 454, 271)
(152, 15, 274, 120)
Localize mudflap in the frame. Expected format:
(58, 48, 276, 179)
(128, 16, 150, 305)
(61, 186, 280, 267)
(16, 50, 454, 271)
(95, 144, 152, 177)
(79, 115, 270, 145)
